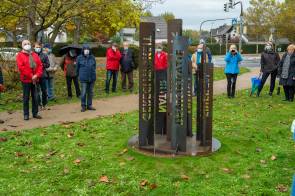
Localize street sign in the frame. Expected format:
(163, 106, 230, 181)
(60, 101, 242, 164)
(232, 18, 238, 26)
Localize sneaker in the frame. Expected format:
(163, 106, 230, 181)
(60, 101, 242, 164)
(269, 92, 273, 96)
(33, 115, 42, 119)
(24, 115, 29, 121)
(87, 106, 96, 111)
(81, 107, 86, 112)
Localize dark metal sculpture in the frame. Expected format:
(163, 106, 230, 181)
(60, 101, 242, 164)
(132, 20, 220, 156)
(155, 67, 168, 135)
(167, 19, 183, 141)
(170, 36, 189, 152)
(197, 45, 213, 149)
(138, 22, 155, 146)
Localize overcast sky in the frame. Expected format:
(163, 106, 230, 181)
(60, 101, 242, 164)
(150, 0, 283, 30)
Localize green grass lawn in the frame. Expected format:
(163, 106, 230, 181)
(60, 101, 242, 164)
(0, 67, 249, 112)
(0, 87, 294, 195)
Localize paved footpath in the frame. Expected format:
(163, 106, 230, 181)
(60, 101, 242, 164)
(0, 68, 259, 131)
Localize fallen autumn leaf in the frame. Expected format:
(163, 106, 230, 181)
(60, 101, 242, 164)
(99, 175, 109, 183)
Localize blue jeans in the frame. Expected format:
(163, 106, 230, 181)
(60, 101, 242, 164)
(46, 78, 55, 100)
(81, 81, 95, 108)
(105, 70, 118, 93)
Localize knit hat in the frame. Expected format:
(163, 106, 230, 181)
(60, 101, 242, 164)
(43, 43, 52, 49)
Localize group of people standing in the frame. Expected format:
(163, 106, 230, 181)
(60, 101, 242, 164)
(222, 42, 295, 101)
(16, 40, 58, 120)
(1, 38, 294, 121)
(15, 40, 137, 120)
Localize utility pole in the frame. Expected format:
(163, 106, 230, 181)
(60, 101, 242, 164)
(224, 0, 243, 52)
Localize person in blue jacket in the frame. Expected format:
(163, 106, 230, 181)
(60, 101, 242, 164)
(191, 43, 212, 96)
(224, 44, 243, 98)
(77, 44, 97, 112)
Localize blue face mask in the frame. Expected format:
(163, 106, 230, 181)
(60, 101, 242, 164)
(34, 48, 41, 53)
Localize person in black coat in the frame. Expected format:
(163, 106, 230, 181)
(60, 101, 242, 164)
(34, 42, 50, 109)
(120, 42, 135, 92)
(77, 44, 97, 112)
(279, 44, 295, 102)
(257, 42, 280, 96)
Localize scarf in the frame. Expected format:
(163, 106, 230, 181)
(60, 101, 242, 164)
(281, 54, 291, 79)
(29, 52, 36, 69)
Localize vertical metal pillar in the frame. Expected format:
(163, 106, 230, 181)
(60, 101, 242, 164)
(196, 45, 213, 149)
(167, 19, 183, 141)
(171, 36, 189, 152)
(139, 22, 155, 146)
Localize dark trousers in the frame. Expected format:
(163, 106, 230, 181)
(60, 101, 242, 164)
(81, 81, 95, 108)
(105, 70, 118, 93)
(38, 77, 48, 107)
(283, 85, 295, 101)
(258, 69, 278, 95)
(22, 83, 38, 117)
(121, 71, 134, 91)
(66, 76, 81, 98)
(226, 74, 238, 98)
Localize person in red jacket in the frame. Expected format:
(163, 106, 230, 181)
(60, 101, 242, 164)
(154, 44, 168, 134)
(16, 40, 43, 120)
(105, 43, 121, 93)
(154, 45, 168, 71)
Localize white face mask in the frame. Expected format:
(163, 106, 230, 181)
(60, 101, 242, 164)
(197, 49, 203, 53)
(124, 47, 128, 50)
(265, 45, 272, 51)
(34, 48, 41, 53)
(156, 48, 162, 53)
(23, 44, 31, 51)
(84, 49, 90, 55)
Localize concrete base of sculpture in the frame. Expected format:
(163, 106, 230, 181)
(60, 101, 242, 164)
(128, 134, 221, 157)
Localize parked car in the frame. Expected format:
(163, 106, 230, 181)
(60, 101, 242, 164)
(0, 47, 20, 62)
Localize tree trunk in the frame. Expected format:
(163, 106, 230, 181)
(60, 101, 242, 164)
(73, 17, 81, 44)
(48, 25, 62, 45)
(12, 32, 18, 47)
(256, 34, 259, 54)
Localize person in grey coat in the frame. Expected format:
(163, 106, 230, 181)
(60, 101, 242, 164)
(279, 44, 295, 102)
(43, 43, 58, 100)
(257, 42, 280, 96)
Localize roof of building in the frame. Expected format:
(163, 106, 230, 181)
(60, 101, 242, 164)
(211, 25, 233, 37)
(140, 16, 167, 39)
